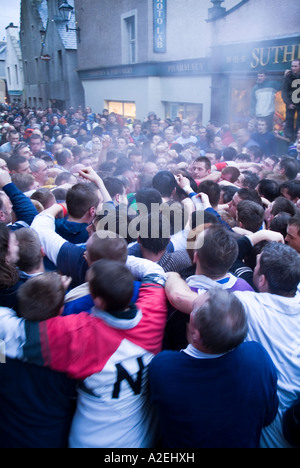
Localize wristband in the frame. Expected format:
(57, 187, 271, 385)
(58, 204, 67, 217)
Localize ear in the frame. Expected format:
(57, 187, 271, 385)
(193, 251, 198, 265)
(257, 273, 268, 292)
(188, 313, 202, 345)
(89, 206, 96, 217)
(93, 296, 107, 311)
(0, 211, 5, 222)
(115, 193, 120, 204)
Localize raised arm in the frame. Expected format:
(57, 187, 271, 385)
(31, 204, 67, 265)
(79, 167, 112, 205)
(165, 272, 198, 314)
(0, 170, 38, 227)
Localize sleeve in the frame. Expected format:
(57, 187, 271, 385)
(0, 307, 122, 381)
(3, 183, 38, 227)
(0, 308, 26, 360)
(56, 242, 87, 287)
(281, 75, 291, 105)
(229, 236, 255, 289)
(31, 212, 67, 265)
(126, 255, 166, 286)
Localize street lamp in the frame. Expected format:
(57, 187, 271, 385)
(58, 2, 74, 22)
(58, 2, 81, 43)
(208, 0, 226, 20)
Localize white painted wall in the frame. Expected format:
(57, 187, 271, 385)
(82, 74, 211, 123)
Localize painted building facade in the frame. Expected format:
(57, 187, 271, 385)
(20, 0, 84, 110)
(74, 0, 300, 128)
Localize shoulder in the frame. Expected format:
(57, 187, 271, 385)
(236, 342, 277, 375)
(149, 350, 182, 373)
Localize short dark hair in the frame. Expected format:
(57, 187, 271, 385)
(15, 228, 43, 273)
(55, 172, 74, 186)
(237, 200, 265, 232)
(280, 158, 300, 180)
(196, 225, 238, 278)
(0, 222, 19, 288)
(271, 196, 296, 217)
(259, 242, 300, 296)
(11, 174, 35, 193)
(31, 188, 56, 209)
(240, 170, 260, 190)
(135, 188, 162, 213)
(257, 179, 280, 202)
(193, 156, 211, 171)
(86, 232, 128, 265)
(223, 147, 238, 161)
(237, 188, 263, 206)
(66, 183, 100, 218)
(192, 288, 248, 354)
(139, 212, 170, 254)
(198, 180, 220, 208)
(88, 259, 134, 312)
(7, 155, 27, 172)
(152, 171, 177, 198)
(288, 215, 300, 236)
(103, 177, 126, 198)
(18, 273, 65, 321)
(280, 180, 300, 201)
(269, 212, 291, 238)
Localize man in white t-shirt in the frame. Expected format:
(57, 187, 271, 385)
(165, 241, 300, 448)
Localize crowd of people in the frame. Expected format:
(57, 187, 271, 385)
(0, 86, 299, 448)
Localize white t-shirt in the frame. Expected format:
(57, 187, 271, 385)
(234, 290, 300, 448)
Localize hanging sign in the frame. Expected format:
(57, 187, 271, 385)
(153, 0, 167, 53)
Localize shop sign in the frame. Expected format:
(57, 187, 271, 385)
(153, 0, 167, 53)
(213, 37, 300, 73)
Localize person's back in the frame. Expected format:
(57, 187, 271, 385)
(186, 225, 254, 294)
(67, 260, 168, 448)
(0, 258, 168, 448)
(233, 242, 300, 447)
(0, 357, 76, 448)
(0, 273, 77, 448)
(149, 289, 278, 448)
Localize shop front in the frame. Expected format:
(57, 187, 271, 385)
(211, 35, 300, 131)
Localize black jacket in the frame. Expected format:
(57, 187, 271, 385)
(282, 71, 300, 108)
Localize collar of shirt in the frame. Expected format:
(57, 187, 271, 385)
(182, 344, 226, 359)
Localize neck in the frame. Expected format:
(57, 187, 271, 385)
(140, 246, 165, 263)
(67, 214, 90, 224)
(195, 264, 228, 282)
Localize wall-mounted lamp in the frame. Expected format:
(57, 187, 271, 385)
(58, 2, 81, 43)
(66, 22, 81, 43)
(58, 2, 74, 22)
(40, 28, 46, 44)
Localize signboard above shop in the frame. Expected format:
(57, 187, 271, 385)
(212, 36, 300, 73)
(153, 0, 167, 53)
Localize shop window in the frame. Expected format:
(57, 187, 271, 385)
(106, 101, 136, 120)
(230, 76, 284, 133)
(164, 102, 203, 123)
